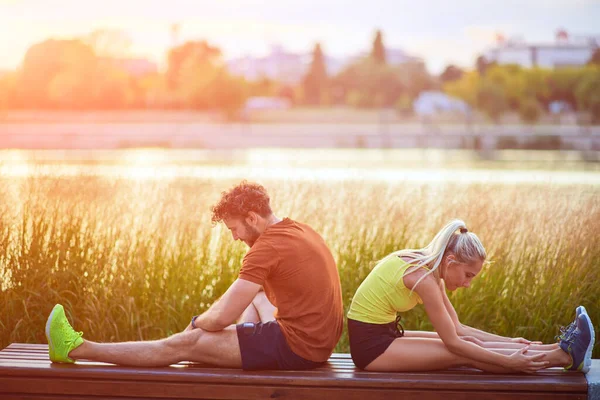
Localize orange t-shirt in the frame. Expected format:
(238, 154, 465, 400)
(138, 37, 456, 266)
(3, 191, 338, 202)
(239, 218, 343, 362)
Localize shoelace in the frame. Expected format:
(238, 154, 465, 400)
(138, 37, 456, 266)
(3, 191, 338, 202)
(560, 327, 580, 347)
(555, 321, 577, 342)
(63, 331, 83, 347)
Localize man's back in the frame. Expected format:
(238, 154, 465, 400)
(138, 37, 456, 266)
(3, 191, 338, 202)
(240, 218, 343, 362)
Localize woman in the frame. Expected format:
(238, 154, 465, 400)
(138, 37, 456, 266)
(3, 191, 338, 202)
(347, 219, 595, 373)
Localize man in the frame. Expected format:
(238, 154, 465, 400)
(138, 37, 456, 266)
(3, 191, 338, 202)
(46, 181, 344, 370)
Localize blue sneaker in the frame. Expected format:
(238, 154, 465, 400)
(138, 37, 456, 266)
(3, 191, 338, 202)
(556, 306, 587, 342)
(559, 312, 595, 373)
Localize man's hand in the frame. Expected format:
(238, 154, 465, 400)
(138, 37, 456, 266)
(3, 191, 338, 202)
(192, 279, 262, 331)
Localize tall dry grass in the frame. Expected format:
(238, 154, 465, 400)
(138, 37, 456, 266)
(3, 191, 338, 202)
(0, 176, 598, 357)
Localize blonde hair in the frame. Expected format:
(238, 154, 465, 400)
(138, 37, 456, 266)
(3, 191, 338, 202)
(385, 219, 487, 290)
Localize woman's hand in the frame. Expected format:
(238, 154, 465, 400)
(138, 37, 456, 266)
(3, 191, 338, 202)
(507, 346, 549, 373)
(510, 337, 543, 345)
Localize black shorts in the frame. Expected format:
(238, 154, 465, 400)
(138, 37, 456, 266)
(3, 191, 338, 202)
(236, 320, 324, 371)
(347, 318, 404, 370)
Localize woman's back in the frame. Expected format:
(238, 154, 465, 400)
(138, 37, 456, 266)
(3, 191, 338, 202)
(347, 256, 423, 324)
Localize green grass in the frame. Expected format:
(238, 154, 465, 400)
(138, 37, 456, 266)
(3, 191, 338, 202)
(0, 175, 598, 358)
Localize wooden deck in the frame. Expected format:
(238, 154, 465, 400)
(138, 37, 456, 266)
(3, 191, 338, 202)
(0, 343, 588, 400)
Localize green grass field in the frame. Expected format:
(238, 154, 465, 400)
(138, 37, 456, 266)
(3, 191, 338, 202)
(0, 169, 598, 358)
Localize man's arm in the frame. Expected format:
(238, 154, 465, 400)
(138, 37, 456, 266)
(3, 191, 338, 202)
(190, 278, 262, 332)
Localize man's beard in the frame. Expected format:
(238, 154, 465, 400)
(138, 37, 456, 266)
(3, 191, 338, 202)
(242, 221, 261, 247)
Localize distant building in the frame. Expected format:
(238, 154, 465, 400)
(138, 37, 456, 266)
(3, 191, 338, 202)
(413, 91, 471, 116)
(386, 48, 424, 65)
(484, 30, 599, 68)
(227, 45, 423, 83)
(227, 45, 310, 84)
(345, 48, 424, 67)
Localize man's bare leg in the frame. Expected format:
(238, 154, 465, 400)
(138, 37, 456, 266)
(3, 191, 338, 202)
(238, 303, 261, 323)
(238, 291, 276, 324)
(69, 325, 242, 368)
(252, 291, 276, 323)
(66, 290, 278, 368)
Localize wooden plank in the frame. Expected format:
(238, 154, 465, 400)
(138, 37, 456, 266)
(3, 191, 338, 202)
(0, 354, 584, 384)
(0, 343, 588, 396)
(0, 361, 587, 393)
(0, 377, 587, 400)
(0, 348, 576, 375)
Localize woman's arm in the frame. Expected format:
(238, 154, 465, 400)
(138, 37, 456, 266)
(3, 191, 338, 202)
(413, 276, 547, 372)
(439, 281, 538, 344)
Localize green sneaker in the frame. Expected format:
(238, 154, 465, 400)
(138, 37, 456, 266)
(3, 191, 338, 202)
(45, 304, 84, 363)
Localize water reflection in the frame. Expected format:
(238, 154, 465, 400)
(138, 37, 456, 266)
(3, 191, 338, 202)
(0, 149, 598, 185)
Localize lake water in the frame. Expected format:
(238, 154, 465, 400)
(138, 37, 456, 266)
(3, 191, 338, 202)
(0, 148, 599, 185)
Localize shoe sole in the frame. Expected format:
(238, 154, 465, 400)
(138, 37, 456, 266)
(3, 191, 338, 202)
(45, 305, 59, 360)
(581, 312, 595, 374)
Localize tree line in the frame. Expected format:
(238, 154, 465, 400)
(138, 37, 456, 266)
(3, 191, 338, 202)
(0, 30, 598, 123)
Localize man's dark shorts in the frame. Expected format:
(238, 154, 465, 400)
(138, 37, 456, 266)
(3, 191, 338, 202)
(236, 320, 324, 370)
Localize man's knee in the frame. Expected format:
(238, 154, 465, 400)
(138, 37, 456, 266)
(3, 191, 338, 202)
(253, 291, 274, 308)
(166, 328, 204, 350)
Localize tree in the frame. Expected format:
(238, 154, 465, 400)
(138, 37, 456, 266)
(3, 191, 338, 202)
(333, 59, 406, 108)
(475, 55, 495, 76)
(91, 67, 135, 109)
(0, 72, 17, 111)
(371, 30, 386, 64)
(302, 43, 328, 105)
(443, 71, 480, 107)
(477, 81, 508, 123)
(588, 48, 600, 66)
(575, 69, 600, 124)
(547, 67, 586, 109)
(166, 41, 222, 92)
(486, 65, 526, 110)
(522, 68, 552, 107)
(518, 97, 543, 124)
(440, 65, 464, 83)
(398, 61, 434, 99)
(166, 40, 247, 114)
(18, 39, 98, 108)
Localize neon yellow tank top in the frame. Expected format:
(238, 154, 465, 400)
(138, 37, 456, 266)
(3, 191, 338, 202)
(347, 256, 424, 324)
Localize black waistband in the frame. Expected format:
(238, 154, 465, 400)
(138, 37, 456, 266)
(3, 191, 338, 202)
(393, 314, 405, 338)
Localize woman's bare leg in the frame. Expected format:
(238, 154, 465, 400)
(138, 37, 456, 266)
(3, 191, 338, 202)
(365, 337, 513, 373)
(486, 347, 570, 367)
(365, 337, 565, 373)
(478, 342, 559, 351)
(403, 330, 558, 351)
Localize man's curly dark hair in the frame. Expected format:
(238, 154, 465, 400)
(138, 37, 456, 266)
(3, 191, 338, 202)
(211, 181, 273, 223)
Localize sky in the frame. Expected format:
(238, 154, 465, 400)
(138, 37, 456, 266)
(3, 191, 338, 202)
(1, 0, 599, 74)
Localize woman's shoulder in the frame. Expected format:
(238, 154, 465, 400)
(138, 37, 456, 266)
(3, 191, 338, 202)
(399, 258, 435, 291)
